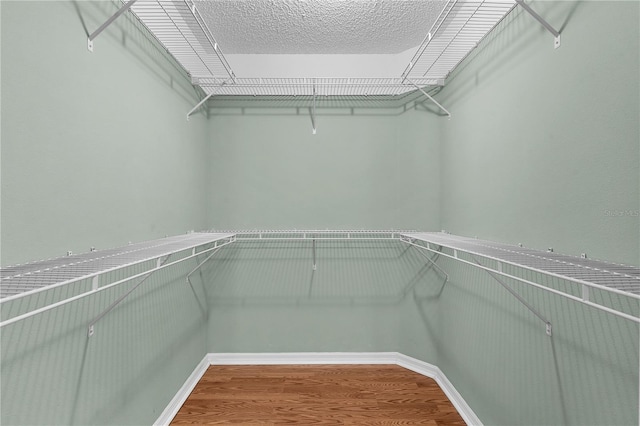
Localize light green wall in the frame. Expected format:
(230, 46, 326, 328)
(1, 1, 210, 424)
(438, 1, 639, 267)
(1, 1, 639, 426)
(434, 256, 638, 425)
(1, 0, 209, 268)
(203, 241, 442, 362)
(1, 258, 209, 425)
(206, 107, 440, 230)
(431, 2, 640, 425)
(203, 107, 443, 364)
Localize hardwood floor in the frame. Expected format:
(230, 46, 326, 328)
(171, 365, 466, 425)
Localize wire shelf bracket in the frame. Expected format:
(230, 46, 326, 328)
(0, 233, 236, 330)
(87, 0, 138, 52)
(310, 82, 317, 134)
(399, 232, 640, 326)
(406, 79, 451, 118)
(515, 0, 561, 49)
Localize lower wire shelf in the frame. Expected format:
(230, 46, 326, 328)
(400, 232, 640, 327)
(2, 230, 638, 335)
(0, 232, 236, 330)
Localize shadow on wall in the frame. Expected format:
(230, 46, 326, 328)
(432, 255, 639, 426)
(196, 241, 447, 307)
(440, 2, 583, 108)
(1, 260, 208, 425)
(71, 0, 203, 109)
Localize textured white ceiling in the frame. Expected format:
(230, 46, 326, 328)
(193, 0, 447, 54)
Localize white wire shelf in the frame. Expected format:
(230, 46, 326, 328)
(402, 0, 516, 81)
(129, 0, 235, 81)
(0, 233, 235, 301)
(122, 0, 523, 99)
(400, 232, 640, 324)
(209, 230, 415, 241)
(194, 78, 443, 97)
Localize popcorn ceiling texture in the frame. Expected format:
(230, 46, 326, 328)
(194, 0, 447, 54)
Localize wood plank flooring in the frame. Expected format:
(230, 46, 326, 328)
(171, 365, 466, 425)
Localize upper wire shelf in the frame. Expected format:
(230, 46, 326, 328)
(402, 0, 517, 81)
(400, 232, 640, 324)
(126, 1, 517, 97)
(194, 78, 443, 97)
(209, 229, 416, 241)
(129, 0, 235, 81)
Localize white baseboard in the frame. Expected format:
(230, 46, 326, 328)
(156, 352, 482, 426)
(153, 355, 211, 426)
(395, 353, 483, 426)
(208, 351, 399, 365)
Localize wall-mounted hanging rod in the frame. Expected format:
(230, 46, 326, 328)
(406, 79, 451, 118)
(87, 0, 138, 52)
(515, 0, 561, 48)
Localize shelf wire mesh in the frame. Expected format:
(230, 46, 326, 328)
(0, 233, 234, 300)
(402, 233, 640, 296)
(402, 0, 516, 81)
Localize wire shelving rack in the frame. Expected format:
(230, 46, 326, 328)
(400, 232, 640, 325)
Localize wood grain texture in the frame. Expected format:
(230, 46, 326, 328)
(171, 365, 466, 425)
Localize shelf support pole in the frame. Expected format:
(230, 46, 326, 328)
(515, 0, 561, 49)
(406, 79, 451, 118)
(87, 0, 138, 52)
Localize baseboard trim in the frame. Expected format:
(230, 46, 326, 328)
(208, 351, 399, 365)
(156, 352, 482, 426)
(153, 355, 210, 426)
(395, 353, 483, 426)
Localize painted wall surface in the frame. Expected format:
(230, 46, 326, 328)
(434, 255, 639, 426)
(203, 107, 442, 360)
(204, 240, 442, 364)
(1, 258, 209, 425)
(206, 107, 440, 230)
(1, 1, 209, 268)
(432, 2, 640, 425)
(1, 2, 210, 425)
(438, 1, 640, 267)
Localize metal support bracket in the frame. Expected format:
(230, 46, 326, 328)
(406, 79, 451, 118)
(310, 83, 317, 135)
(515, 0, 561, 49)
(187, 91, 216, 121)
(88, 254, 170, 337)
(472, 255, 552, 336)
(312, 239, 317, 271)
(187, 79, 231, 120)
(87, 0, 138, 52)
(411, 245, 449, 283)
